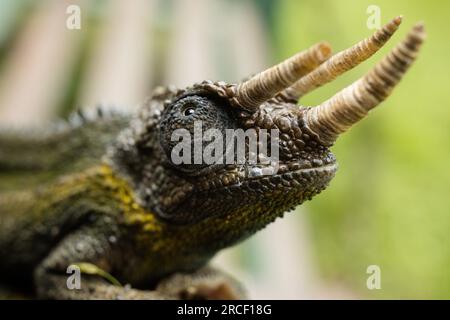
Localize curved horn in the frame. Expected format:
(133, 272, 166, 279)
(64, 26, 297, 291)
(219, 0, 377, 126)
(281, 16, 403, 101)
(233, 42, 332, 110)
(304, 23, 425, 146)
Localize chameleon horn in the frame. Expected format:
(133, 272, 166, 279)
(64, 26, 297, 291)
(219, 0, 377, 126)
(304, 23, 426, 146)
(233, 42, 332, 110)
(280, 16, 403, 102)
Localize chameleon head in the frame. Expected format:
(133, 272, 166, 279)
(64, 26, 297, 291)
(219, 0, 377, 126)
(113, 18, 424, 245)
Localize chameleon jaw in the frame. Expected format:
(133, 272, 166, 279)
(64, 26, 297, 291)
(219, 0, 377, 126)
(194, 158, 338, 194)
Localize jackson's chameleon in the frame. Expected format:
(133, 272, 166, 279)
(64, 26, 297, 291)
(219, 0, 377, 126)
(0, 18, 424, 299)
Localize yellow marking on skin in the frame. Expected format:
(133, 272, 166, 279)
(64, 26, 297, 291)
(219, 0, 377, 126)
(96, 164, 163, 232)
(11, 164, 165, 235)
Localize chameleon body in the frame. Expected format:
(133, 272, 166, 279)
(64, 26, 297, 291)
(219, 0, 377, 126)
(0, 19, 424, 299)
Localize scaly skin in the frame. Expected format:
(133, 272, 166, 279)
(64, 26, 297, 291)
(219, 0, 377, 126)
(0, 88, 335, 299)
(0, 20, 424, 299)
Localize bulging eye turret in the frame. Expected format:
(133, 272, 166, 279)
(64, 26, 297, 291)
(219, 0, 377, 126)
(159, 95, 236, 173)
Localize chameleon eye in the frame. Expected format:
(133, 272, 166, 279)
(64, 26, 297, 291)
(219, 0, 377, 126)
(160, 94, 237, 174)
(182, 104, 196, 116)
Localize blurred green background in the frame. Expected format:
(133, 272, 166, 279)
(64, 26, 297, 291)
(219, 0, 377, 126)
(0, 0, 448, 299)
(274, 0, 450, 299)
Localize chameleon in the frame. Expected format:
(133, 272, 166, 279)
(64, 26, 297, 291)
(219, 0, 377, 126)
(0, 17, 424, 299)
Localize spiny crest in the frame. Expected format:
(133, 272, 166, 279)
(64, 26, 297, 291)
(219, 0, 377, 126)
(67, 104, 127, 128)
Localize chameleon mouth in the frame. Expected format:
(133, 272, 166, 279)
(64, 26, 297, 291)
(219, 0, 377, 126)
(241, 161, 338, 190)
(195, 159, 337, 193)
(244, 158, 336, 178)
